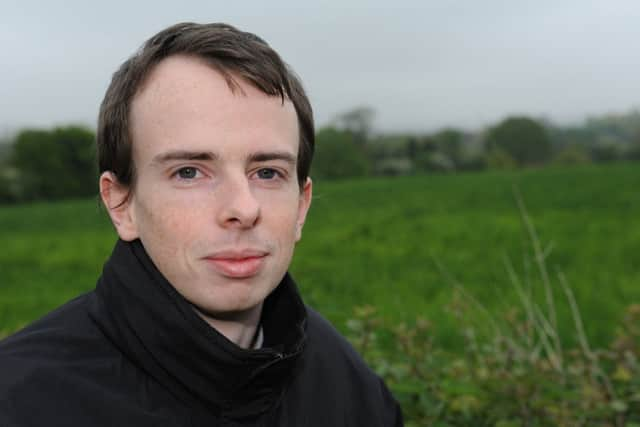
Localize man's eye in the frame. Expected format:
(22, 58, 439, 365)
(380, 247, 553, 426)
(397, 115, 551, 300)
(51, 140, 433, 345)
(256, 168, 279, 180)
(176, 167, 199, 179)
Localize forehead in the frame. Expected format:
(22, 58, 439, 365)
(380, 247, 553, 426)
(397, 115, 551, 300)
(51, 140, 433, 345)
(129, 55, 299, 162)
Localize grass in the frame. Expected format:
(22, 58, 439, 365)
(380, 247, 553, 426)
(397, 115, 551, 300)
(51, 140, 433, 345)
(1, 163, 639, 348)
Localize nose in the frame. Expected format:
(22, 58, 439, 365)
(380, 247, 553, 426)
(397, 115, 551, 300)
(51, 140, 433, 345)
(216, 174, 260, 229)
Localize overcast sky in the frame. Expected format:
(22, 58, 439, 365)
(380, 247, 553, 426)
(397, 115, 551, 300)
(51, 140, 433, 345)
(2, 0, 640, 135)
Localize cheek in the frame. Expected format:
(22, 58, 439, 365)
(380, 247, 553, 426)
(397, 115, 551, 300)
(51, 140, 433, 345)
(135, 191, 202, 245)
(271, 206, 303, 246)
(258, 192, 300, 224)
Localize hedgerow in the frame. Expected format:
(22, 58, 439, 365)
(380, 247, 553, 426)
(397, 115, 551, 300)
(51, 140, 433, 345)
(347, 194, 640, 426)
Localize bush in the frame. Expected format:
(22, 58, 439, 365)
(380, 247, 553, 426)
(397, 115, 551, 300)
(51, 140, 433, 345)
(347, 196, 640, 426)
(590, 144, 620, 163)
(485, 117, 552, 167)
(0, 172, 17, 203)
(11, 126, 96, 201)
(349, 302, 640, 426)
(375, 157, 413, 176)
(553, 145, 592, 166)
(625, 142, 640, 161)
(312, 127, 371, 179)
(485, 148, 517, 170)
(414, 152, 455, 173)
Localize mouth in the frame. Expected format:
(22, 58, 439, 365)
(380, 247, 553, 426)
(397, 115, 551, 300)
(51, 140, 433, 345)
(203, 250, 268, 279)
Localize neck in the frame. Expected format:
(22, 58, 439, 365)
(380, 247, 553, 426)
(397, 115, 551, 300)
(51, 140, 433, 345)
(194, 302, 263, 349)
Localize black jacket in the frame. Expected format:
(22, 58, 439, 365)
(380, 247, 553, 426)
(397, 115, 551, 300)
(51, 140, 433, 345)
(0, 240, 402, 426)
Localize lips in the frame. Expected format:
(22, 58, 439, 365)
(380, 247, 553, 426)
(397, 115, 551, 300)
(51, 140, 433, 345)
(203, 250, 268, 278)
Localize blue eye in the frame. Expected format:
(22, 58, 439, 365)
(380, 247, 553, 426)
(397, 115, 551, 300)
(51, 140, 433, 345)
(177, 167, 198, 179)
(256, 168, 278, 179)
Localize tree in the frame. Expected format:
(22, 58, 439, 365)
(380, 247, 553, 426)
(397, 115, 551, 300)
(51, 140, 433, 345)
(485, 148, 517, 170)
(590, 143, 620, 163)
(0, 138, 15, 203)
(625, 131, 640, 161)
(311, 127, 370, 179)
(432, 128, 466, 169)
(331, 106, 375, 145)
(553, 145, 591, 166)
(406, 137, 418, 162)
(11, 126, 96, 200)
(628, 143, 640, 161)
(484, 117, 552, 166)
(414, 151, 454, 173)
(0, 172, 17, 203)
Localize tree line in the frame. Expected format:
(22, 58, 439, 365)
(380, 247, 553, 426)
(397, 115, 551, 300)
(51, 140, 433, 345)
(312, 107, 640, 180)
(1, 109, 640, 203)
(0, 126, 96, 203)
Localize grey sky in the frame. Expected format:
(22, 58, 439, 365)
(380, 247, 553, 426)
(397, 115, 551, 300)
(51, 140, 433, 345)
(2, 0, 640, 135)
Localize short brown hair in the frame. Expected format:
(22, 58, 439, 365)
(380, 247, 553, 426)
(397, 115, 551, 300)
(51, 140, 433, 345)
(97, 22, 314, 193)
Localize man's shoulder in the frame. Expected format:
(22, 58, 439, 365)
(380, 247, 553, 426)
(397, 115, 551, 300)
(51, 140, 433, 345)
(0, 292, 183, 426)
(0, 292, 98, 352)
(305, 307, 368, 361)
(282, 306, 403, 426)
(0, 292, 108, 390)
(303, 306, 381, 387)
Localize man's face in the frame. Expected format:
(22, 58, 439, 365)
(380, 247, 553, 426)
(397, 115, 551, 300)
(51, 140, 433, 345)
(108, 55, 311, 317)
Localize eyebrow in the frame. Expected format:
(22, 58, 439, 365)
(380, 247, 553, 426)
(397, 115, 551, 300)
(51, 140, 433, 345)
(150, 150, 218, 165)
(149, 149, 297, 167)
(248, 151, 297, 166)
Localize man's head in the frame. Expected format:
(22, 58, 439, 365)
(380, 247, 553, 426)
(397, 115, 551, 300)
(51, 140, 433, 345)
(97, 22, 314, 193)
(98, 23, 313, 320)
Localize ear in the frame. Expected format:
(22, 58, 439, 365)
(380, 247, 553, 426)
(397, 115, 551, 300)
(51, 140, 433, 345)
(99, 171, 139, 241)
(295, 177, 313, 242)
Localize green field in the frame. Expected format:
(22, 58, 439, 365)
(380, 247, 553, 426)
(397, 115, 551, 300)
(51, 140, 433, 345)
(1, 163, 639, 349)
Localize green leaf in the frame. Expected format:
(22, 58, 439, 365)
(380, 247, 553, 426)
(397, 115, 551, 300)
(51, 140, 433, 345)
(610, 399, 628, 413)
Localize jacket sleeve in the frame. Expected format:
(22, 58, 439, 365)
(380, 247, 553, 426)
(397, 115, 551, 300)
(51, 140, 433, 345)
(379, 377, 404, 427)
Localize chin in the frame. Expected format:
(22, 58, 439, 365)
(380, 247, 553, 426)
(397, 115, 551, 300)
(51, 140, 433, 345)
(193, 299, 262, 322)
(192, 287, 264, 316)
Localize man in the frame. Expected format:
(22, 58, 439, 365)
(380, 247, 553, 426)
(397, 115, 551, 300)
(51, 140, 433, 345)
(0, 22, 403, 426)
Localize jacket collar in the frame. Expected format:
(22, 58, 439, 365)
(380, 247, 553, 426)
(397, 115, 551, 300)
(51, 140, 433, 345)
(88, 239, 307, 421)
